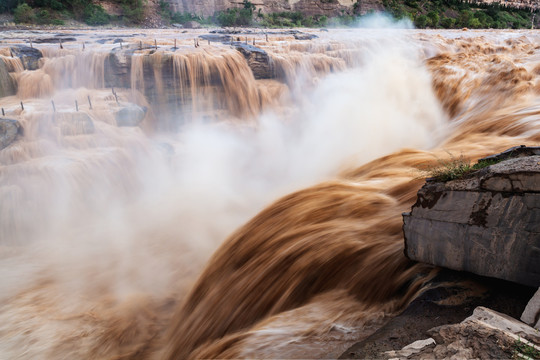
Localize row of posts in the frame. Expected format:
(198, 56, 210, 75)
(19, 34, 270, 52)
(1, 94, 107, 116)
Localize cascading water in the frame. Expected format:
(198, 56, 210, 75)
(0, 25, 539, 359)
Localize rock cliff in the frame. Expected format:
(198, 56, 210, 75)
(403, 146, 540, 287)
(166, 0, 382, 17)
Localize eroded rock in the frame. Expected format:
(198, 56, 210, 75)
(234, 43, 273, 79)
(403, 147, 540, 287)
(114, 105, 146, 127)
(9, 45, 43, 71)
(0, 118, 22, 150)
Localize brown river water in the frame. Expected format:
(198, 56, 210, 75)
(0, 23, 539, 359)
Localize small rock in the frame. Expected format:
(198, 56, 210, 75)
(199, 34, 232, 43)
(293, 33, 318, 40)
(172, 23, 183, 28)
(0, 118, 21, 150)
(114, 105, 146, 127)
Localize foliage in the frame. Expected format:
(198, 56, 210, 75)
(513, 337, 540, 359)
(83, 4, 110, 25)
(215, 0, 255, 27)
(13, 3, 35, 23)
(0, 0, 20, 13)
(427, 156, 501, 182)
(121, 0, 145, 24)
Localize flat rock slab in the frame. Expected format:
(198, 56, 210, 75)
(403, 147, 540, 287)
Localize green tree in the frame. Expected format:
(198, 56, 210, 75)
(427, 11, 439, 27)
(14, 3, 35, 23)
(415, 14, 427, 28)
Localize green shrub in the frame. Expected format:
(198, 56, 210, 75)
(440, 17, 456, 28)
(427, 11, 439, 27)
(35, 8, 52, 24)
(83, 4, 110, 25)
(14, 3, 35, 23)
(121, 0, 145, 24)
(415, 14, 427, 27)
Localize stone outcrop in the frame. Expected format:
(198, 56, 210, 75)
(234, 42, 273, 79)
(166, 0, 380, 17)
(403, 146, 540, 287)
(9, 46, 43, 71)
(114, 104, 147, 127)
(0, 118, 21, 150)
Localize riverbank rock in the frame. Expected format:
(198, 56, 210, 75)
(9, 46, 43, 70)
(384, 307, 540, 359)
(234, 42, 273, 79)
(114, 105, 147, 127)
(0, 118, 21, 150)
(403, 146, 540, 287)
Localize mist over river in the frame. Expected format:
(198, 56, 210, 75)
(0, 23, 539, 359)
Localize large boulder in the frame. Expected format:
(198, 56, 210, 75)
(234, 42, 274, 79)
(0, 58, 16, 98)
(0, 118, 22, 150)
(114, 105, 147, 127)
(403, 146, 540, 287)
(9, 46, 43, 71)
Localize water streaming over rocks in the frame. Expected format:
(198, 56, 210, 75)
(0, 26, 539, 359)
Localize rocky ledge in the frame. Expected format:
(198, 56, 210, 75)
(403, 145, 540, 287)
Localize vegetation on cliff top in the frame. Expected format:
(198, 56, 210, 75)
(1, 0, 539, 28)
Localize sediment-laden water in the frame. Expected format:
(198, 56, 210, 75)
(0, 24, 539, 359)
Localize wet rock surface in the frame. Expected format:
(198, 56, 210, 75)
(403, 146, 540, 287)
(9, 45, 43, 71)
(0, 118, 21, 150)
(233, 42, 274, 79)
(114, 105, 147, 127)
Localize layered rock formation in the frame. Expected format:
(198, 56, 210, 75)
(403, 146, 540, 287)
(166, 0, 381, 17)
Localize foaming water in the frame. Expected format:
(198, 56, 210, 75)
(0, 27, 539, 359)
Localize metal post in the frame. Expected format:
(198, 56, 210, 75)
(174, 39, 177, 49)
(30, 39, 32, 48)
(1, 108, 4, 116)
(20, 101, 24, 111)
(59, 39, 63, 49)
(87, 96, 92, 110)
(155, 39, 157, 50)
(83, 42, 85, 50)
(75, 100, 78, 112)
(51, 100, 56, 112)
(139, 41, 142, 50)
(120, 42, 123, 49)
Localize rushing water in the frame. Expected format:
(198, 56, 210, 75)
(0, 25, 540, 359)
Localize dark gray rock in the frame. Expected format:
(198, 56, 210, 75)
(0, 118, 21, 150)
(233, 42, 274, 79)
(114, 105, 147, 127)
(403, 147, 540, 287)
(199, 34, 233, 43)
(33, 37, 77, 44)
(0, 58, 16, 98)
(293, 32, 319, 40)
(9, 46, 43, 71)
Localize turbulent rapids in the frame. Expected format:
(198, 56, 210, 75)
(1, 24, 540, 359)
